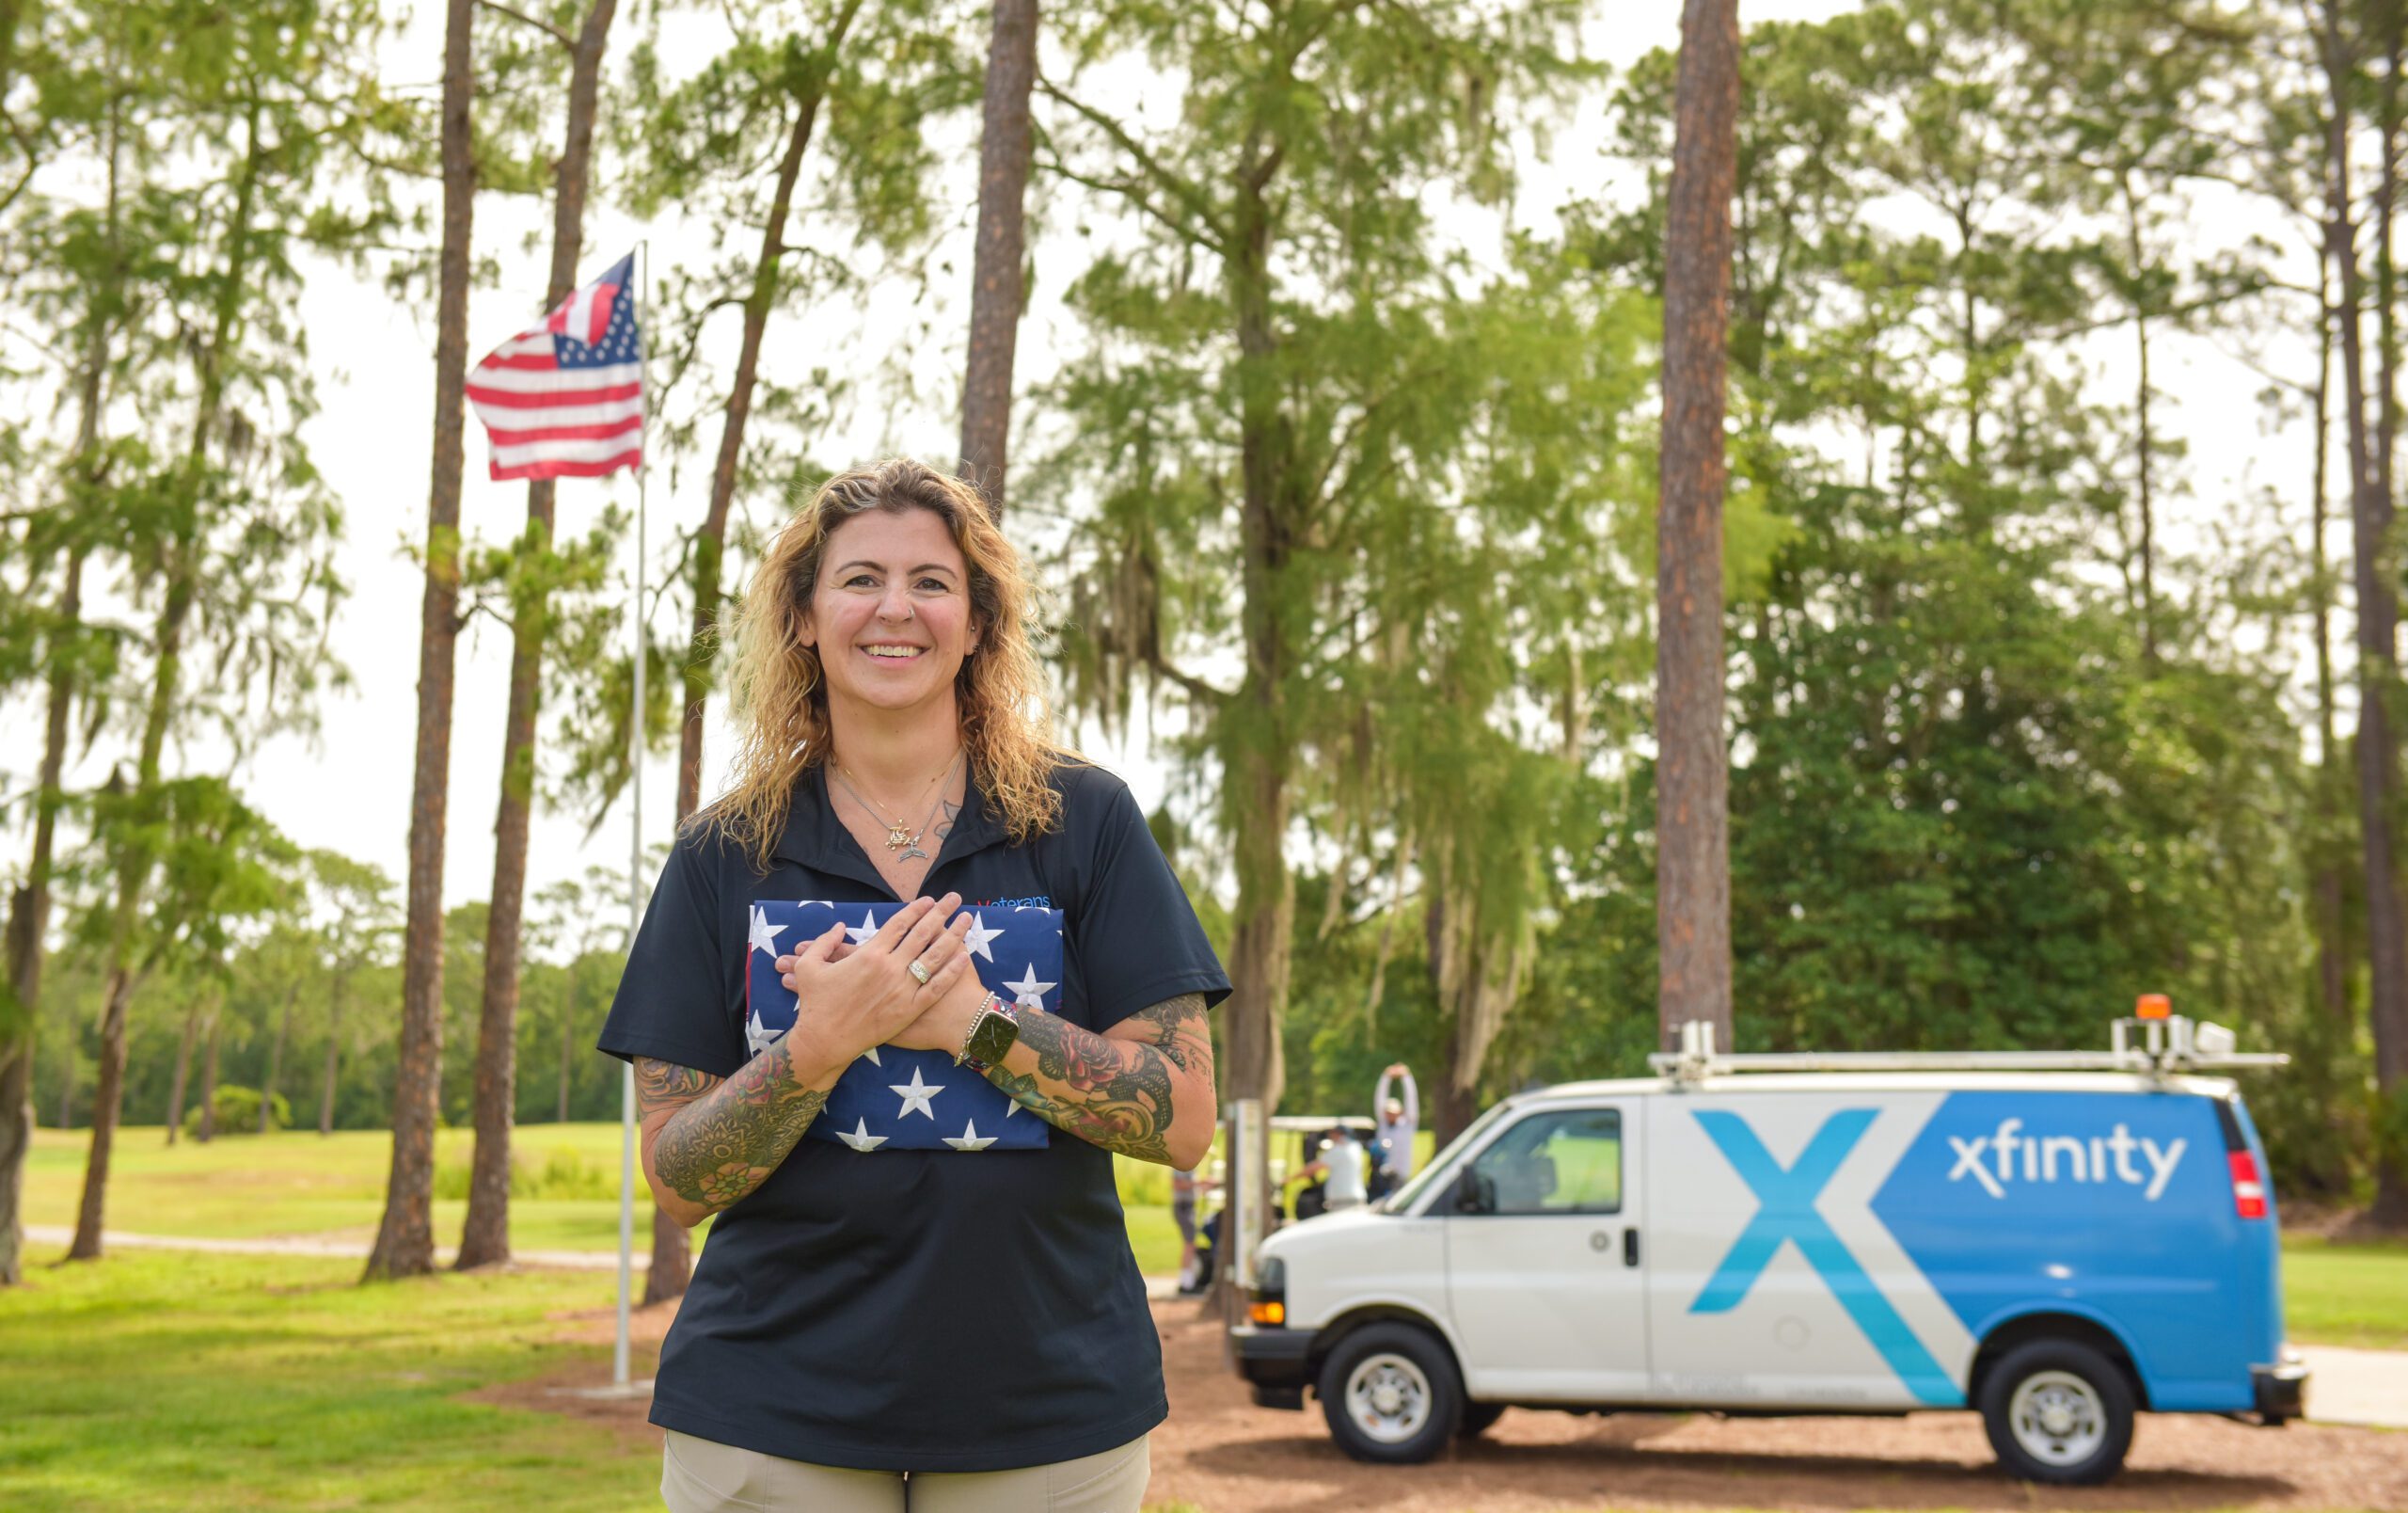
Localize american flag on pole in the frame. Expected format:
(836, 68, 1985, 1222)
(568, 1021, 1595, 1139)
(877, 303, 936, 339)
(467, 250, 643, 481)
(745, 899, 1060, 1152)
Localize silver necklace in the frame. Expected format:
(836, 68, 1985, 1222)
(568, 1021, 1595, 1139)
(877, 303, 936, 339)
(832, 749, 961, 863)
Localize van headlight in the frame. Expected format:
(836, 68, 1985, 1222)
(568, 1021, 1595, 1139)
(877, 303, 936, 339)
(1248, 1255, 1286, 1328)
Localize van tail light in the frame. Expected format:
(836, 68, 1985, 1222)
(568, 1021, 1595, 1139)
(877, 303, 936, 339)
(2228, 1151, 2268, 1219)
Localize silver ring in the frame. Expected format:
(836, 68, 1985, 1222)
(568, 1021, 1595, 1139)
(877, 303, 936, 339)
(907, 958, 931, 986)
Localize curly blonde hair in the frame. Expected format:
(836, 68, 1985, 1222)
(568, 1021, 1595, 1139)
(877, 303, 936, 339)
(703, 458, 1069, 872)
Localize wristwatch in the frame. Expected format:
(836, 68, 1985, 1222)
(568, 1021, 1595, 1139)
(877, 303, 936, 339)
(957, 992, 1022, 1071)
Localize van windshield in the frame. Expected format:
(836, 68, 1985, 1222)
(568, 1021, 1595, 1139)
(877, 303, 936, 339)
(1381, 1097, 1519, 1213)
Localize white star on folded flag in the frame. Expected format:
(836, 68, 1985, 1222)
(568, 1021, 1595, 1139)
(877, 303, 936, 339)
(962, 912, 1004, 962)
(744, 1003, 782, 1059)
(943, 1120, 997, 1152)
(748, 905, 785, 959)
(1005, 963, 1055, 1010)
(859, 1045, 881, 1066)
(890, 1065, 943, 1120)
(836, 1117, 888, 1152)
(848, 909, 880, 946)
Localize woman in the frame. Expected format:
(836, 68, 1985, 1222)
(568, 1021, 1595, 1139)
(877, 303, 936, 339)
(599, 459, 1229, 1512)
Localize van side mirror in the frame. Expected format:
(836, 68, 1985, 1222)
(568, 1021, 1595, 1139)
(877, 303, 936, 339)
(1453, 1168, 1492, 1214)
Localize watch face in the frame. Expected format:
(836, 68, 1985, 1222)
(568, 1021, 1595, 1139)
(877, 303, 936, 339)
(968, 1007, 1020, 1066)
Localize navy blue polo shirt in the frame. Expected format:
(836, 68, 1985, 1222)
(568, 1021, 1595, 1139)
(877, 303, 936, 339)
(597, 759, 1230, 1472)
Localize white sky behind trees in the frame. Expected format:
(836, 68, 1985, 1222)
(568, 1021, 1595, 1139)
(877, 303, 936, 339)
(8, 0, 2326, 948)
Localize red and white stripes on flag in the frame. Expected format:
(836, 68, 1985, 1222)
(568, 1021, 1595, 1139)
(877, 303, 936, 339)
(467, 251, 643, 482)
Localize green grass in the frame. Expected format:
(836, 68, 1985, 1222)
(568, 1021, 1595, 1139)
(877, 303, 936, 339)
(33, 1125, 2394, 1349)
(27, 1124, 1193, 1274)
(0, 1249, 660, 1511)
(0, 1249, 1211, 1512)
(2280, 1234, 2408, 1349)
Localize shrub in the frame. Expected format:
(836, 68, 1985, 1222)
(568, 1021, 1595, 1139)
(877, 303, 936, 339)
(434, 1147, 616, 1202)
(181, 1086, 290, 1138)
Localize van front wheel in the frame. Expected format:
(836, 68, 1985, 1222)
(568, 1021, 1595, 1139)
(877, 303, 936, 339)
(1978, 1339, 2135, 1486)
(1318, 1323, 1464, 1464)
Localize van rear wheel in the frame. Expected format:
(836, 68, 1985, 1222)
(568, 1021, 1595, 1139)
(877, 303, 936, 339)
(1318, 1322, 1464, 1464)
(1979, 1339, 2135, 1486)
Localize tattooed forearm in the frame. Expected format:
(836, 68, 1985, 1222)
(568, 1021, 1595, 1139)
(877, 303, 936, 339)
(638, 1044, 832, 1218)
(1126, 995, 1212, 1073)
(985, 994, 1212, 1165)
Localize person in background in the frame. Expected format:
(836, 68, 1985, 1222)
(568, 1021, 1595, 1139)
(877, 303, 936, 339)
(1370, 1062, 1419, 1199)
(1298, 1123, 1370, 1213)
(1171, 1164, 1219, 1294)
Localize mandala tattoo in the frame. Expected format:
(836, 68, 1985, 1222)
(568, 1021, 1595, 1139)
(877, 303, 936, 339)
(638, 1044, 831, 1216)
(985, 993, 1211, 1165)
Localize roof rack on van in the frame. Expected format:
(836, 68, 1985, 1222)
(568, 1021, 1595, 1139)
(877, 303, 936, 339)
(1648, 1015, 2289, 1085)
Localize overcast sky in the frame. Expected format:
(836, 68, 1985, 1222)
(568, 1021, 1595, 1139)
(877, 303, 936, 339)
(10, 0, 2318, 945)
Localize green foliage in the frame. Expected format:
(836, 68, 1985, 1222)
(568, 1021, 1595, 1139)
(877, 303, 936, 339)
(434, 1145, 615, 1202)
(180, 1084, 289, 1138)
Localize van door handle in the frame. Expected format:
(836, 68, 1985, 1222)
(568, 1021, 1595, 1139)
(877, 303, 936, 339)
(1624, 1227, 1640, 1267)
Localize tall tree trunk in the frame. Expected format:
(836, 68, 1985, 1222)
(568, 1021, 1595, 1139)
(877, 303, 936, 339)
(557, 968, 576, 1123)
(673, 34, 842, 826)
(459, 0, 619, 1274)
(1655, 0, 1741, 1055)
(1223, 173, 1295, 1122)
(165, 997, 201, 1146)
(0, 1040, 26, 1283)
(368, 0, 477, 1281)
(195, 1005, 222, 1143)
(2120, 175, 2160, 665)
(652, 7, 858, 1306)
(2321, 3, 2408, 1229)
(261, 979, 297, 1134)
(958, 0, 1037, 516)
(70, 968, 137, 1257)
(74, 534, 202, 1260)
(319, 969, 346, 1138)
(68, 78, 161, 1266)
(2313, 279, 2349, 1029)
(1426, 880, 1534, 1145)
(2, 545, 86, 1285)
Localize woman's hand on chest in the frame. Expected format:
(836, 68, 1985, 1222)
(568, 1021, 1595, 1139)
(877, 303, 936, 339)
(774, 893, 980, 1068)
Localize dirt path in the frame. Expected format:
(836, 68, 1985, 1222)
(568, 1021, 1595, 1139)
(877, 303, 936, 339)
(486, 1294, 2408, 1511)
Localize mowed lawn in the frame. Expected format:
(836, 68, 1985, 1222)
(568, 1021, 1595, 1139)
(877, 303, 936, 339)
(2280, 1234, 2408, 1349)
(25, 1123, 2406, 1345)
(0, 1250, 664, 1512)
(24, 1124, 1191, 1274)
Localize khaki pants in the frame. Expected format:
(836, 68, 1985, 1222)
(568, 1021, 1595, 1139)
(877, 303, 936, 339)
(661, 1428, 1150, 1513)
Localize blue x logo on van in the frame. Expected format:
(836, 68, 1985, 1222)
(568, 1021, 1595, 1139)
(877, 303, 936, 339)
(1689, 1109, 1962, 1407)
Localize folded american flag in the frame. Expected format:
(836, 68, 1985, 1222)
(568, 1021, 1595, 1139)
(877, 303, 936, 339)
(744, 900, 1058, 1152)
(466, 250, 643, 481)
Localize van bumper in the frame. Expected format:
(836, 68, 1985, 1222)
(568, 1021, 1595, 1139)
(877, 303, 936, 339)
(1232, 1324, 1316, 1410)
(2252, 1357, 2309, 1423)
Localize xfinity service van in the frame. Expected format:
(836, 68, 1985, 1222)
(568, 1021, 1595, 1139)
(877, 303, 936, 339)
(1231, 1013, 2305, 1485)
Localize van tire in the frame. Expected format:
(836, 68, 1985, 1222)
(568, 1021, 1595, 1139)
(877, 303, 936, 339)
(1458, 1402, 1508, 1438)
(1978, 1339, 2135, 1485)
(1318, 1322, 1463, 1463)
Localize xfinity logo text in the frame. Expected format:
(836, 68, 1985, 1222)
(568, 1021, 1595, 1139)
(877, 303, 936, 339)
(1945, 1118, 2186, 1201)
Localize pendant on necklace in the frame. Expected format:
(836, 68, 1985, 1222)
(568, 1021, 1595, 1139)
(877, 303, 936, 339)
(884, 824, 915, 851)
(899, 844, 929, 863)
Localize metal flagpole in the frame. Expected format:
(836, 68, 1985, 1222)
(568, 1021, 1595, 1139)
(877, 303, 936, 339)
(616, 237, 650, 1392)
